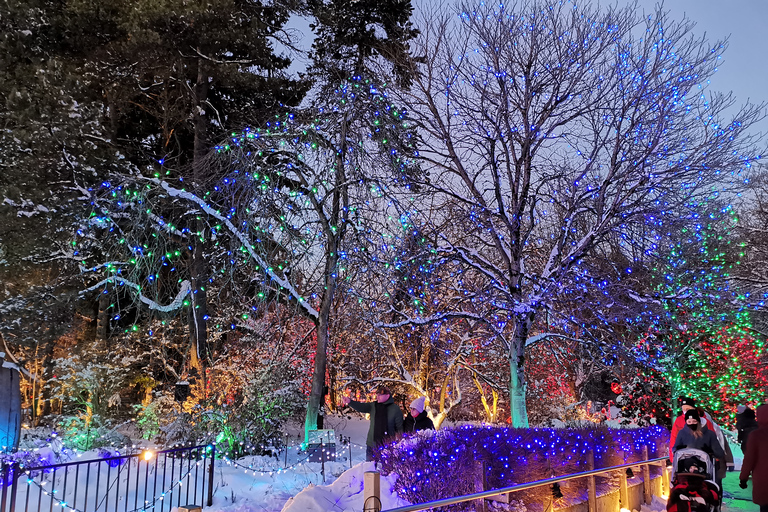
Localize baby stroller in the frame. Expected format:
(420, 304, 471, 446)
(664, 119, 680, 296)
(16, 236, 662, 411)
(667, 448, 720, 512)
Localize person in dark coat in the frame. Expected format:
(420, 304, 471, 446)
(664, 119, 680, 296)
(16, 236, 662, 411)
(737, 405, 759, 453)
(740, 404, 768, 512)
(670, 396, 698, 461)
(403, 396, 434, 432)
(342, 385, 403, 461)
(674, 408, 725, 484)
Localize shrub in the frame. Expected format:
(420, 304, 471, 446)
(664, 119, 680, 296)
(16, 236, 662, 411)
(378, 425, 668, 510)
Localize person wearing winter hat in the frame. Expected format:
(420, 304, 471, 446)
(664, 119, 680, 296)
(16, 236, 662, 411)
(674, 409, 726, 485)
(737, 405, 759, 453)
(740, 404, 768, 511)
(404, 396, 435, 432)
(669, 396, 719, 460)
(669, 396, 698, 461)
(692, 404, 731, 480)
(342, 385, 403, 461)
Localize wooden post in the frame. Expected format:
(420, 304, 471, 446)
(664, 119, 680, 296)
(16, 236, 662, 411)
(661, 460, 670, 497)
(587, 450, 597, 512)
(619, 467, 629, 509)
(364, 471, 381, 512)
(544, 458, 554, 512)
(473, 460, 487, 512)
(642, 446, 651, 504)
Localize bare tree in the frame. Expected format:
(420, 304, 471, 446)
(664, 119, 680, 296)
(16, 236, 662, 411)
(396, 0, 764, 426)
(733, 163, 768, 326)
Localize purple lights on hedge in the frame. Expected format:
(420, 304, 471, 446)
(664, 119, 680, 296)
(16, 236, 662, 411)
(377, 425, 668, 508)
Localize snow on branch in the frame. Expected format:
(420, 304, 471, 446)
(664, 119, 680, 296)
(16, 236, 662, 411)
(79, 277, 192, 313)
(154, 179, 320, 321)
(374, 310, 489, 330)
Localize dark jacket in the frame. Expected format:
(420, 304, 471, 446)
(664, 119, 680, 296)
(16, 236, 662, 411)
(740, 404, 768, 506)
(404, 410, 435, 432)
(673, 424, 725, 464)
(348, 397, 403, 447)
(737, 407, 759, 452)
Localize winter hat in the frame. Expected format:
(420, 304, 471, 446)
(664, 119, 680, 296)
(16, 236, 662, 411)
(684, 409, 700, 422)
(409, 396, 426, 414)
(677, 456, 707, 477)
(737, 405, 747, 414)
(679, 396, 696, 408)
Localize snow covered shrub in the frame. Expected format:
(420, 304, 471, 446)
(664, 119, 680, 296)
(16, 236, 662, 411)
(615, 369, 672, 430)
(56, 414, 112, 450)
(378, 425, 668, 509)
(48, 351, 138, 423)
(203, 371, 305, 456)
(147, 370, 305, 454)
(47, 349, 139, 449)
(133, 392, 177, 440)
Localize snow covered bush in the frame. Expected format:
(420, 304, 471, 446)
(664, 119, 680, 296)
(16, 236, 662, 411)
(141, 370, 306, 455)
(133, 392, 177, 440)
(47, 349, 139, 449)
(615, 369, 672, 430)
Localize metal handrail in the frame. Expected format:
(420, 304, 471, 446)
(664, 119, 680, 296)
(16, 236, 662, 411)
(382, 456, 668, 512)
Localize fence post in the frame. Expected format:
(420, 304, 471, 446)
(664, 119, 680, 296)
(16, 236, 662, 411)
(473, 460, 487, 512)
(8, 462, 17, 512)
(619, 465, 629, 509)
(320, 439, 326, 483)
(586, 450, 597, 512)
(364, 471, 381, 512)
(642, 445, 651, 504)
(661, 460, 670, 497)
(207, 444, 216, 507)
(544, 459, 554, 512)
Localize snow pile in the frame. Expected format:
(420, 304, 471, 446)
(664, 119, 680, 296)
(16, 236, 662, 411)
(638, 494, 667, 512)
(280, 461, 409, 512)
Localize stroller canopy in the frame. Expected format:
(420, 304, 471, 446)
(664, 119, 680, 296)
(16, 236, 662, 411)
(672, 448, 715, 480)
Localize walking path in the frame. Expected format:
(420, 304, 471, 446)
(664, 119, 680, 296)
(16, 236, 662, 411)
(722, 471, 759, 511)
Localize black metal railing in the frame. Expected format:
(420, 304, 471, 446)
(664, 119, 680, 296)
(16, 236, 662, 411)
(0, 444, 215, 512)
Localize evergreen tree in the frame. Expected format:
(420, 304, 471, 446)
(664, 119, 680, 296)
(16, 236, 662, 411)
(306, 0, 419, 85)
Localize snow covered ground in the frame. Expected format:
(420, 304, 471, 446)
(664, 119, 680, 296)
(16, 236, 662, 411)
(9, 415, 761, 512)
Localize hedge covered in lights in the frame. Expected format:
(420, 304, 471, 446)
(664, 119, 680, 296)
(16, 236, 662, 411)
(378, 425, 668, 510)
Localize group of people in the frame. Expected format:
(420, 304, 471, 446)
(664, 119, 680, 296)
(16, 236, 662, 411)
(667, 395, 767, 512)
(341, 385, 434, 461)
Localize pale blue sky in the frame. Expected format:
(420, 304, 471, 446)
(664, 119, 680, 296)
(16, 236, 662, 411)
(630, 0, 768, 134)
(285, 0, 767, 135)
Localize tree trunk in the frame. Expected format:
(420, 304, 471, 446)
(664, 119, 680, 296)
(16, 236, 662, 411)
(37, 339, 56, 419)
(96, 289, 110, 341)
(417, 343, 431, 390)
(188, 56, 210, 387)
(509, 355, 527, 427)
(303, 251, 338, 443)
(509, 312, 534, 428)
